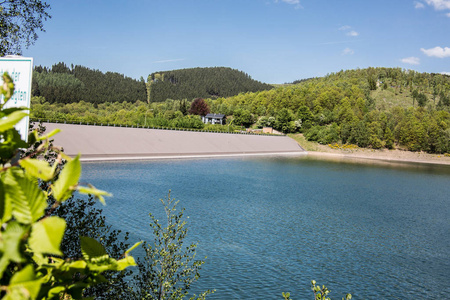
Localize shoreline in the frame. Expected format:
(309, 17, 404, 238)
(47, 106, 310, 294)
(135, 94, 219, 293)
(43, 123, 450, 167)
(79, 151, 307, 162)
(306, 151, 450, 167)
(289, 133, 450, 167)
(78, 150, 450, 167)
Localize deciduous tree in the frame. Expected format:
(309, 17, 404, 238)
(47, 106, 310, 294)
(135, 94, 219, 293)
(189, 98, 210, 116)
(131, 192, 213, 299)
(417, 93, 427, 107)
(0, 0, 51, 55)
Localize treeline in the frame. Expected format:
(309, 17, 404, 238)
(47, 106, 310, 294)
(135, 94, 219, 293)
(206, 67, 450, 153)
(30, 67, 450, 154)
(147, 67, 273, 102)
(30, 98, 241, 132)
(32, 62, 147, 104)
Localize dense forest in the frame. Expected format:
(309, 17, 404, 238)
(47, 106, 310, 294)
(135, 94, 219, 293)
(205, 67, 450, 153)
(32, 62, 147, 104)
(31, 67, 450, 154)
(147, 67, 273, 102)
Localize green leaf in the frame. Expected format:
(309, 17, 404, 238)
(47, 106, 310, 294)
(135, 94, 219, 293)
(10, 265, 36, 284)
(30, 252, 47, 267)
(56, 260, 87, 276)
(68, 282, 90, 299)
(29, 216, 66, 256)
(86, 257, 118, 273)
(0, 221, 27, 277)
(5, 265, 43, 300)
(116, 256, 137, 271)
(125, 241, 142, 256)
(0, 179, 12, 223)
(2, 221, 27, 263)
(0, 257, 10, 280)
(2, 107, 29, 115)
(1, 72, 14, 100)
(77, 184, 111, 205)
(19, 158, 55, 181)
(65, 260, 87, 270)
(52, 154, 81, 202)
(37, 128, 61, 141)
(3, 168, 47, 224)
(0, 110, 27, 132)
(80, 236, 108, 260)
(0, 127, 28, 160)
(46, 286, 66, 299)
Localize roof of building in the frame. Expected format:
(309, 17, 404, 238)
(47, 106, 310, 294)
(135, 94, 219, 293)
(204, 113, 226, 119)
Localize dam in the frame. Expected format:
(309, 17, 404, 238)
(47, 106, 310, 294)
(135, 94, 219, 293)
(43, 123, 305, 161)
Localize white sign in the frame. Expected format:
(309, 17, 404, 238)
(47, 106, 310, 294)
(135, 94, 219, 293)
(0, 56, 33, 142)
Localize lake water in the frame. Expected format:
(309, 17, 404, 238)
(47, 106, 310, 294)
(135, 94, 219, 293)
(80, 156, 450, 299)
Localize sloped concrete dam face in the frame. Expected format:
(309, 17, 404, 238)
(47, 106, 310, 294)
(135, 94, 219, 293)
(43, 123, 305, 161)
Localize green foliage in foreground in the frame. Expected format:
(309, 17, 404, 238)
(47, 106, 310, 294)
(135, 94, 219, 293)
(0, 73, 139, 299)
(131, 192, 214, 300)
(282, 280, 351, 300)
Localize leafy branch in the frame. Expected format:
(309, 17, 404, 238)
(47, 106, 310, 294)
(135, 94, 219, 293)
(0, 72, 139, 299)
(131, 191, 214, 300)
(282, 281, 352, 300)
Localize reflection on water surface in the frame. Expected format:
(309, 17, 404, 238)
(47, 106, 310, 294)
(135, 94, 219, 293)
(81, 156, 450, 299)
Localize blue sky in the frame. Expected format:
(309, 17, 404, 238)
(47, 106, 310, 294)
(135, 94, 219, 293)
(23, 0, 450, 84)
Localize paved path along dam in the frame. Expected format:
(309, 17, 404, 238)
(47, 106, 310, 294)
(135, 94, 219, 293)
(43, 123, 305, 161)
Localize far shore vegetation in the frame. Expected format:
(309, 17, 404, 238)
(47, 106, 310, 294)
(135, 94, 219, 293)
(31, 64, 450, 155)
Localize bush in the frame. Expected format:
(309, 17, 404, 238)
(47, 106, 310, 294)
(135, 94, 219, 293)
(305, 124, 340, 144)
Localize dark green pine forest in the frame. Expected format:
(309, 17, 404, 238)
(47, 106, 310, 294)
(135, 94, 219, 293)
(146, 67, 273, 102)
(31, 64, 273, 104)
(32, 62, 148, 104)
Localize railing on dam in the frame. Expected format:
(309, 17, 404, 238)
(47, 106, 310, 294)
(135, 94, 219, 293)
(31, 118, 286, 137)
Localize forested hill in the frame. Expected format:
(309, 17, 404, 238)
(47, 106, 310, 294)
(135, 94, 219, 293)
(32, 62, 147, 104)
(147, 67, 273, 102)
(209, 67, 450, 153)
(30, 66, 450, 153)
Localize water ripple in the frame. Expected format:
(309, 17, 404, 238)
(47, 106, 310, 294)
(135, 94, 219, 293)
(80, 157, 450, 299)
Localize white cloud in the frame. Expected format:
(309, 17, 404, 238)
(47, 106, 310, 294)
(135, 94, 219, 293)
(338, 25, 351, 31)
(275, 0, 302, 8)
(401, 57, 421, 65)
(280, 0, 300, 4)
(420, 46, 450, 58)
(346, 30, 359, 37)
(424, 0, 450, 10)
(415, 1, 425, 8)
(338, 25, 359, 37)
(420, 0, 450, 16)
(342, 48, 354, 55)
(440, 71, 450, 75)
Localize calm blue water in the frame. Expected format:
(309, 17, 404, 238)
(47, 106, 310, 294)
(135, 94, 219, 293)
(80, 157, 450, 299)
